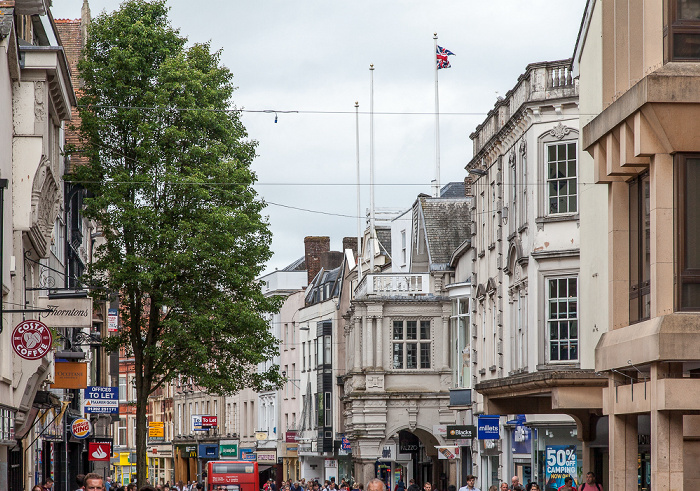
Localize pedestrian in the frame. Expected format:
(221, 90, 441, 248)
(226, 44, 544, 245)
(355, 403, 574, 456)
(33, 486, 43, 491)
(557, 477, 574, 491)
(488, 486, 497, 491)
(76, 474, 86, 491)
(528, 484, 540, 491)
(423, 483, 433, 491)
(458, 475, 480, 491)
(395, 480, 405, 491)
(43, 478, 55, 491)
(511, 477, 524, 491)
(500, 483, 509, 491)
(366, 479, 386, 491)
(577, 473, 602, 491)
(85, 474, 105, 491)
(407, 480, 419, 491)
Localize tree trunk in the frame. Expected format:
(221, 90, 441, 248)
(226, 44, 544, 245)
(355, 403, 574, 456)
(136, 374, 148, 486)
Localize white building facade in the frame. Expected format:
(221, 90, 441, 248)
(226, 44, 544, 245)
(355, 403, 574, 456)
(468, 60, 604, 490)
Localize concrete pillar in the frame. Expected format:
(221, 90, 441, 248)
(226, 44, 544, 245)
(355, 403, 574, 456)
(608, 181, 630, 330)
(580, 440, 594, 482)
(649, 153, 674, 317)
(608, 410, 637, 491)
(650, 362, 684, 491)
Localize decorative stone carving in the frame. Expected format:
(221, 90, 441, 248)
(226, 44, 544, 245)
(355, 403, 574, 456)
(519, 139, 527, 155)
(30, 156, 60, 256)
(34, 81, 46, 123)
(549, 122, 572, 140)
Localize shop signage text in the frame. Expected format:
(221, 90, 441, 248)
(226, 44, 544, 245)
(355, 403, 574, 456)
(11, 320, 52, 360)
(477, 415, 500, 440)
(84, 386, 119, 414)
(446, 425, 476, 439)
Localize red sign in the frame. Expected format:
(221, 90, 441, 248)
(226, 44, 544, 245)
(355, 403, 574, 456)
(11, 320, 52, 360)
(89, 442, 111, 461)
(201, 416, 218, 427)
(286, 431, 298, 443)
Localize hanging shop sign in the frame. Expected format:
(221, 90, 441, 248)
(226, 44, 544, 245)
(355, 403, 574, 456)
(51, 362, 88, 389)
(477, 415, 500, 440)
(446, 425, 476, 439)
(84, 386, 119, 414)
(71, 418, 92, 439)
(11, 320, 53, 360)
(89, 441, 111, 461)
(256, 450, 276, 463)
(436, 446, 460, 460)
(38, 296, 92, 328)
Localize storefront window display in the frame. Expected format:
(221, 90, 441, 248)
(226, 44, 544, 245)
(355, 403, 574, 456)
(532, 425, 582, 490)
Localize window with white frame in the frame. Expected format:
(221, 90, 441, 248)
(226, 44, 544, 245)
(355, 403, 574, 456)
(450, 298, 470, 388)
(117, 418, 127, 446)
(119, 376, 126, 402)
(401, 230, 407, 264)
(547, 276, 578, 361)
(546, 141, 577, 215)
(392, 320, 431, 369)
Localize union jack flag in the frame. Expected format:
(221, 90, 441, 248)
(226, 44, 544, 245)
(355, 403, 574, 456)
(436, 45, 455, 69)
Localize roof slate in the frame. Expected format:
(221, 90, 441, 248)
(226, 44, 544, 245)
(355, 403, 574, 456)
(418, 197, 471, 265)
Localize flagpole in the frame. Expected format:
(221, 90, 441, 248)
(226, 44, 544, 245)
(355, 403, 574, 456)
(434, 33, 440, 198)
(369, 64, 376, 272)
(355, 101, 362, 284)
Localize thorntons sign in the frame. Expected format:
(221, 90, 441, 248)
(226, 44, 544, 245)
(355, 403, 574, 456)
(38, 297, 92, 328)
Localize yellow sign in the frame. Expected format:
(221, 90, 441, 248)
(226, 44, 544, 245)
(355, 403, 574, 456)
(255, 431, 268, 441)
(119, 452, 130, 465)
(149, 422, 165, 438)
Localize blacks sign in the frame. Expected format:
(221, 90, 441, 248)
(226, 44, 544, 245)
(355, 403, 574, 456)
(445, 425, 476, 439)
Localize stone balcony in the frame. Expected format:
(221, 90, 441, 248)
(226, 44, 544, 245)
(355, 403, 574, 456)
(355, 273, 431, 299)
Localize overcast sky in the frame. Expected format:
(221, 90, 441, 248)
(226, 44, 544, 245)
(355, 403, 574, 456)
(52, 0, 587, 275)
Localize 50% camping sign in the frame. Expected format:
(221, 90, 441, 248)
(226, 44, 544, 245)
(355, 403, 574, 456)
(545, 445, 577, 488)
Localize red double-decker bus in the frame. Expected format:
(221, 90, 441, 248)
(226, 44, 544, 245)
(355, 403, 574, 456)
(207, 461, 259, 491)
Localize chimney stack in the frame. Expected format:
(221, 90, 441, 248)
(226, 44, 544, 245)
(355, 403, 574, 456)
(304, 236, 330, 285)
(342, 237, 358, 261)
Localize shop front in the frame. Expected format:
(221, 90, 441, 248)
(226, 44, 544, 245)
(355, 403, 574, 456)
(148, 444, 174, 485)
(174, 443, 198, 484)
(282, 442, 299, 482)
(256, 449, 277, 487)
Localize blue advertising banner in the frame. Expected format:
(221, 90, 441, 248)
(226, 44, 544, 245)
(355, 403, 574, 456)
(83, 386, 119, 414)
(240, 447, 256, 461)
(477, 415, 500, 440)
(545, 445, 577, 490)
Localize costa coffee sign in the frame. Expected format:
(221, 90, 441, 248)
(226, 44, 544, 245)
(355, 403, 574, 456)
(11, 320, 53, 360)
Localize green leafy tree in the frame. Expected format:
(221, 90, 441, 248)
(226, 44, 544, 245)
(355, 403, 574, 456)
(69, 0, 282, 482)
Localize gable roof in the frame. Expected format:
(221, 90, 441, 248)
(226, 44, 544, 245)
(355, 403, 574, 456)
(417, 196, 471, 268)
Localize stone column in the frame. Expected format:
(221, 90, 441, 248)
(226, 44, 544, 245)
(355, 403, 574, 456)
(362, 314, 372, 368)
(442, 308, 450, 370)
(608, 181, 629, 330)
(375, 315, 383, 370)
(608, 375, 637, 491)
(650, 363, 684, 491)
(649, 153, 674, 317)
(354, 315, 362, 370)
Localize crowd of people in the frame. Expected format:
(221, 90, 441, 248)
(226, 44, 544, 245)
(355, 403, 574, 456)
(31, 470, 602, 491)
